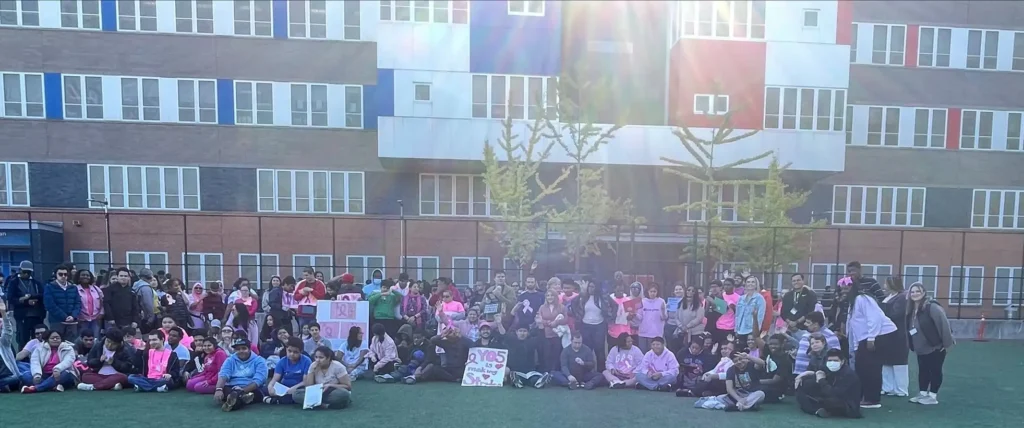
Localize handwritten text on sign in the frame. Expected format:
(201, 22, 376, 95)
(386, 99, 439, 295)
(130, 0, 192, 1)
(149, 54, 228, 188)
(461, 347, 508, 387)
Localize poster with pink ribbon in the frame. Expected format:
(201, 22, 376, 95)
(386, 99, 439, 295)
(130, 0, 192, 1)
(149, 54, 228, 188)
(316, 300, 370, 351)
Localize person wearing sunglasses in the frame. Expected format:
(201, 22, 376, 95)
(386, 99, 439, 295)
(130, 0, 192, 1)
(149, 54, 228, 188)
(44, 264, 82, 343)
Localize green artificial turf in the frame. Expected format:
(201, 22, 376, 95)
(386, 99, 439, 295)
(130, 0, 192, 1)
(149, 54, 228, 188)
(1, 341, 1019, 428)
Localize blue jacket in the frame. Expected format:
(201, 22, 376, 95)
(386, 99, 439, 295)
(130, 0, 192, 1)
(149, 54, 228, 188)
(44, 281, 82, 324)
(218, 352, 268, 388)
(6, 276, 45, 319)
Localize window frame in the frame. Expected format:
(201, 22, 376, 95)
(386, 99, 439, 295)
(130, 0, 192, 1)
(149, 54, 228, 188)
(380, 0, 468, 24)
(917, 26, 952, 68)
(419, 173, 493, 217)
(865, 106, 900, 146)
(256, 169, 365, 215)
(289, 82, 329, 127)
(802, 9, 818, 28)
(232, 0, 273, 37)
(119, 76, 161, 122)
(288, 0, 327, 39)
(693, 93, 729, 115)
(401, 256, 441, 283)
(971, 189, 1024, 230)
(949, 266, 984, 306)
(0, 162, 30, 207)
(913, 108, 947, 148)
(902, 265, 939, 298)
(182, 252, 224, 285)
(88, 164, 201, 211)
(70, 250, 112, 275)
(237, 253, 280, 289)
(966, 29, 999, 70)
(176, 78, 218, 124)
(507, 0, 544, 17)
(414, 82, 431, 102)
(471, 74, 557, 121)
(341, 0, 360, 40)
(1007, 112, 1023, 152)
(763, 86, 845, 132)
(831, 185, 926, 227)
(1, 72, 45, 119)
(810, 263, 846, 291)
(451, 256, 491, 288)
(0, 0, 41, 26)
(959, 109, 994, 150)
(116, 0, 158, 32)
(60, 0, 102, 30)
(174, 0, 214, 34)
(233, 80, 274, 126)
(125, 251, 169, 275)
(870, 23, 906, 66)
(62, 74, 105, 120)
(1013, 32, 1024, 72)
(345, 255, 386, 285)
(993, 267, 1022, 307)
(679, 0, 766, 40)
(291, 254, 333, 279)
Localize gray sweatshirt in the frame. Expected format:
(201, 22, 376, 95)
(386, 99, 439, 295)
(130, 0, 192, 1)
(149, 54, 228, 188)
(132, 280, 155, 322)
(909, 303, 955, 355)
(559, 344, 597, 376)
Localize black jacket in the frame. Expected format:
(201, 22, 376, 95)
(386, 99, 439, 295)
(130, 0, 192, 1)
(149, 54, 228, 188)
(134, 348, 182, 386)
(430, 335, 473, 368)
(6, 276, 45, 319)
(103, 283, 140, 327)
(780, 288, 818, 323)
(818, 365, 862, 418)
(85, 341, 136, 374)
(877, 292, 909, 365)
(503, 332, 540, 373)
(160, 291, 192, 329)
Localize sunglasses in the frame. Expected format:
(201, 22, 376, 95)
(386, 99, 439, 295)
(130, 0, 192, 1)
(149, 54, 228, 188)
(57, 272, 68, 277)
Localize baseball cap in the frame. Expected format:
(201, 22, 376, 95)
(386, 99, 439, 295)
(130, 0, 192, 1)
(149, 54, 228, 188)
(231, 338, 251, 349)
(18, 261, 33, 273)
(210, 319, 222, 328)
(139, 268, 154, 280)
(340, 272, 355, 284)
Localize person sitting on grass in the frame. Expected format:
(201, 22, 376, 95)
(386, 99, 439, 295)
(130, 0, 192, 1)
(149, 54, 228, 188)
(552, 332, 601, 390)
(691, 341, 735, 397)
(303, 322, 331, 355)
(793, 312, 840, 375)
(505, 325, 548, 389)
(293, 346, 352, 410)
(634, 336, 679, 392)
(128, 330, 181, 392)
(367, 323, 400, 377)
(722, 352, 765, 412)
(21, 329, 77, 394)
(795, 333, 830, 390)
(419, 327, 473, 383)
(260, 327, 291, 369)
(339, 326, 369, 380)
(0, 301, 22, 392)
(16, 324, 50, 362)
(473, 320, 505, 348)
(78, 327, 134, 391)
(73, 330, 96, 362)
(265, 337, 312, 405)
(186, 336, 228, 395)
(215, 338, 267, 412)
(376, 329, 434, 384)
(743, 334, 794, 403)
(675, 339, 709, 397)
(602, 333, 643, 389)
(166, 326, 191, 368)
(796, 348, 862, 419)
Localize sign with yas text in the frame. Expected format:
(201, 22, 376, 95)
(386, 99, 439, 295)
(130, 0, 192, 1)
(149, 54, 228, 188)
(461, 347, 508, 387)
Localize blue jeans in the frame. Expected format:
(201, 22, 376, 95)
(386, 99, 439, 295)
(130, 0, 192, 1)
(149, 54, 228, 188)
(19, 371, 76, 392)
(127, 374, 172, 392)
(16, 362, 30, 376)
(635, 372, 674, 390)
(0, 373, 20, 391)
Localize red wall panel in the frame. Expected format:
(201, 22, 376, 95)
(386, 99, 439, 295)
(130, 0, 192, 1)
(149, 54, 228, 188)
(669, 39, 766, 130)
(946, 108, 961, 150)
(905, 24, 919, 67)
(836, 0, 854, 45)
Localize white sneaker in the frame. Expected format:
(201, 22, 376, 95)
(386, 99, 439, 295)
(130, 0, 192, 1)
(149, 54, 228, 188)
(919, 395, 939, 405)
(113, 383, 123, 391)
(77, 383, 96, 391)
(909, 392, 928, 403)
(55, 384, 65, 392)
(156, 385, 169, 393)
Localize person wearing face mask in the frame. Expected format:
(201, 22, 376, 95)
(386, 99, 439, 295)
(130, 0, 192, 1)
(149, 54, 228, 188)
(75, 269, 104, 340)
(362, 269, 385, 297)
(78, 327, 135, 391)
(7, 261, 45, 348)
(796, 349, 862, 418)
(44, 264, 82, 343)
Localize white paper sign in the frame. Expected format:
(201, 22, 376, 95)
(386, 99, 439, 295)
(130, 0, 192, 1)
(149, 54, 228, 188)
(461, 347, 509, 387)
(302, 384, 323, 409)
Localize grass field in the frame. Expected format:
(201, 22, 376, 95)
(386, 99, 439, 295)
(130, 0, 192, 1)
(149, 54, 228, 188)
(0, 341, 1019, 428)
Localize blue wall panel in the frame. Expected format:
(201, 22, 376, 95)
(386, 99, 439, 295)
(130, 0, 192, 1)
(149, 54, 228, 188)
(216, 79, 235, 125)
(272, 0, 288, 39)
(363, 69, 394, 130)
(469, 1, 562, 76)
(43, 73, 63, 120)
(100, 0, 117, 31)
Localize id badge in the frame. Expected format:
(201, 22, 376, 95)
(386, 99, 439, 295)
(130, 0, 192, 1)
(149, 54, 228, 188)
(790, 308, 798, 315)
(908, 328, 918, 336)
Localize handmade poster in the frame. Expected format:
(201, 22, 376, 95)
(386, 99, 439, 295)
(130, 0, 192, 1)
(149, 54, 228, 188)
(483, 303, 500, 315)
(667, 297, 682, 312)
(302, 384, 323, 409)
(338, 293, 361, 302)
(461, 347, 509, 387)
(317, 300, 369, 350)
(623, 298, 641, 314)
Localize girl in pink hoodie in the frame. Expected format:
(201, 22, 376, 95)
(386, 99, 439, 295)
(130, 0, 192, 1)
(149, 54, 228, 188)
(185, 336, 228, 394)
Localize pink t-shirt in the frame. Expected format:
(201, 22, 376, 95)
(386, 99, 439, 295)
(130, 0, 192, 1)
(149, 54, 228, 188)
(716, 292, 741, 331)
(608, 295, 632, 337)
(42, 346, 60, 374)
(638, 298, 666, 338)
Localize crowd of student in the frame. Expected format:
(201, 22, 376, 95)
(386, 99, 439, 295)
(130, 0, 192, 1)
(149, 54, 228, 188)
(0, 259, 955, 417)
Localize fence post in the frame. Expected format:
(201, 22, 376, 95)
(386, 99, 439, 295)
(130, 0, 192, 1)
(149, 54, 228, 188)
(331, 219, 338, 277)
(957, 231, 966, 319)
(27, 211, 35, 268)
(897, 230, 905, 278)
(691, 222, 699, 287)
(257, 216, 264, 288)
(544, 222, 550, 266)
(629, 219, 636, 273)
(182, 214, 188, 283)
(1018, 238, 1024, 320)
(614, 224, 620, 268)
(474, 219, 480, 283)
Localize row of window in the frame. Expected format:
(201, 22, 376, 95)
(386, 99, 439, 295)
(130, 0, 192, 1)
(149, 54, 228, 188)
(677, 0, 766, 40)
(846, 105, 1024, 152)
(853, 23, 1024, 72)
(831, 185, 926, 227)
(470, 74, 559, 121)
(69, 250, 524, 288)
(763, 87, 846, 132)
(379, 1, 469, 24)
(0, 72, 363, 128)
(810, 263, 1022, 307)
(0, 0, 362, 40)
(682, 182, 766, 223)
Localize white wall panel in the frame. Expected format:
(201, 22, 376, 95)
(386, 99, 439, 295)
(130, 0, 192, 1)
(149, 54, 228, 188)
(996, 30, 1014, 71)
(765, 42, 849, 88)
(898, 106, 915, 147)
(212, 0, 234, 35)
(377, 22, 470, 72)
(272, 82, 291, 126)
(378, 117, 846, 172)
(854, 23, 871, 64)
(326, 84, 346, 127)
(158, 78, 179, 122)
(850, 105, 869, 146)
(38, 0, 61, 28)
(392, 70, 471, 119)
(991, 111, 1009, 151)
(156, 0, 177, 32)
(101, 76, 121, 120)
(949, 28, 969, 69)
(765, 0, 838, 44)
(359, 0, 379, 42)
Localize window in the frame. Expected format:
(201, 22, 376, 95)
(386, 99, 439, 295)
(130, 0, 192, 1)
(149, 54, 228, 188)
(850, 23, 857, 62)
(290, 83, 329, 127)
(503, 258, 524, 284)
(903, 265, 939, 297)
(684, 183, 765, 223)
(183, 253, 223, 284)
(238, 253, 279, 289)
(1014, 32, 1024, 71)
(913, 108, 946, 148)
(126, 251, 168, 275)
(120, 77, 160, 121)
(871, 24, 905, 65)
(234, 81, 274, 125)
(960, 110, 993, 150)
(810, 263, 846, 291)
(420, 174, 491, 216)
(414, 83, 431, 102)
(866, 106, 900, 146)
(61, 0, 101, 29)
(845, 105, 853, 144)
(175, 0, 213, 34)
(471, 74, 557, 121)
(257, 169, 364, 214)
(0, 162, 29, 207)
(382, 0, 467, 23)
(764, 87, 845, 131)
(967, 29, 998, 70)
(972, 189, 1024, 229)
(177, 79, 217, 124)
(70, 251, 111, 275)
(63, 75, 104, 119)
(950, 266, 983, 306)
(233, 0, 272, 36)
(1, 72, 44, 118)
(117, 0, 157, 31)
(832, 185, 925, 226)
(289, 0, 326, 38)
(292, 254, 333, 279)
(88, 165, 201, 210)
(1008, 112, 1023, 151)
(452, 257, 490, 288)
(918, 27, 951, 68)
(765, 263, 801, 292)
(344, 85, 362, 128)
(860, 264, 893, 279)
(402, 256, 440, 282)
(346, 255, 385, 285)
(0, 0, 40, 26)
(342, 0, 360, 40)
(679, 0, 765, 39)
(802, 9, 818, 28)
(693, 94, 728, 115)
(508, 0, 543, 16)
(994, 267, 1022, 307)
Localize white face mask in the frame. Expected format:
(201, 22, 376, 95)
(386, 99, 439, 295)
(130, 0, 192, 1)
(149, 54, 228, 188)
(825, 361, 842, 372)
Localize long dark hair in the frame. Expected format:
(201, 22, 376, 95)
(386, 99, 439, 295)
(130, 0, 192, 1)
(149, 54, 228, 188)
(683, 286, 703, 311)
(259, 313, 276, 343)
(231, 302, 250, 329)
(346, 326, 362, 352)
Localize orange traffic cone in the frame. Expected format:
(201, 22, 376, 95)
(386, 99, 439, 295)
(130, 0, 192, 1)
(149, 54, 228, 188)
(974, 313, 989, 342)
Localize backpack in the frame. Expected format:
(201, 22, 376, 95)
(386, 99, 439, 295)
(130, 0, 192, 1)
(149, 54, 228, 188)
(133, 283, 161, 319)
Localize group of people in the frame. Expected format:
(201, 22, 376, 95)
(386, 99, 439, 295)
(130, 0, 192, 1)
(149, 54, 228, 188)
(0, 259, 955, 418)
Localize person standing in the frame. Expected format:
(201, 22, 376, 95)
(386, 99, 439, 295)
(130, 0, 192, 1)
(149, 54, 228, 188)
(43, 264, 81, 342)
(7, 261, 44, 347)
(636, 285, 668, 353)
(780, 274, 818, 331)
(75, 270, 104, 340)
(906, 282, 954, 406)
(575, 280, 607, 368)
(842, 261, 896, 409)
(133, 269, 158, 333)
(735, 276, 767, 343)
(103, 267, 140, 331)
(878, 276, 909, 397)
